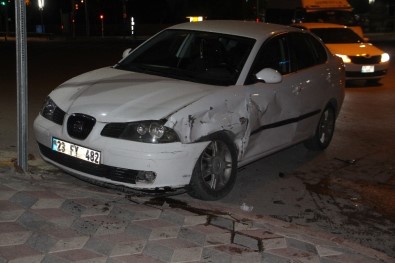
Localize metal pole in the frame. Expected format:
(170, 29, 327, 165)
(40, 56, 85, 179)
(122, 0, 127, 37)
(5, 1, 8, 41)
(15, 0, 29, 172)
(40, 9, 44, 32)
(71, 0, 75, 38)
(256, 0, 259, 20)
(38, 0, 45, 32)
(101, 18, 103, 37)
(84, 0, 89, 36)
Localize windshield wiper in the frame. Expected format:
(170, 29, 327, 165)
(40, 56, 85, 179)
(116, 63, 200, 82)
(115, 63, 151, 73)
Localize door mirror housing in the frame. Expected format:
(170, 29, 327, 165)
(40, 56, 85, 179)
(255, 68, 282, 84)
(122, 48, 133, 59)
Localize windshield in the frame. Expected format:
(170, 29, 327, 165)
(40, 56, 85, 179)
(310, 28, 364, 44)
(115, 29, 255, 86)
(303, 10, 359, 26)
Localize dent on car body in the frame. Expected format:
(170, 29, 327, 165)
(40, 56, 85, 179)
(167, 86, 281, 161)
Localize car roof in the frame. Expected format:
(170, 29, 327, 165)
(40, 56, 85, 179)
(168, 20, 301, 40)
(293, 22, 348, 29)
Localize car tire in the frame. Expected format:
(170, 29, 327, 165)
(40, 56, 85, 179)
(304, 106, 336, 151)
(188, 134, 237, 201)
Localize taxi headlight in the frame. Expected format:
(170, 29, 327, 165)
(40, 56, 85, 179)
(381, 53, 390, 63)
(335, 54, 351, 63)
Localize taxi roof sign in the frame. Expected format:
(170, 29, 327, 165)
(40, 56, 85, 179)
(187, 16, 204, 22)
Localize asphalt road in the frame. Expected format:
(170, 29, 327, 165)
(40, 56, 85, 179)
(1, 37, 394, 257)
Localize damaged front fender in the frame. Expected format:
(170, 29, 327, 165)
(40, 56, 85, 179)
(166, 86, 276, 161)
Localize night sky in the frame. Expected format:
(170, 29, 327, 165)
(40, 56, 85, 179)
(7, 0, 256, 34)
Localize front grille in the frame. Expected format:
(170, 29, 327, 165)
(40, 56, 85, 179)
(67, 114, 96, 140)
(38, 143, 138, 184)
(350, 55, 381, 64)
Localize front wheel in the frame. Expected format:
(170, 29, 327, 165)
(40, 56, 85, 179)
(304, 106, 336, 151)
(188, 134, 237, 201)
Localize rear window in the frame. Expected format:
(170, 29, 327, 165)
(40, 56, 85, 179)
(290, 33, 328, 71)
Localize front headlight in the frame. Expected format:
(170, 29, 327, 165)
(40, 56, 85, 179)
(335, 54, 351, 63)
(40, 97, 65, 125)
(101, 120, 180, 143)
(381, 53, 390, 63)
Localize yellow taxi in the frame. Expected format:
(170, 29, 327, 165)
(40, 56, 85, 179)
(293, 23, 390, 84)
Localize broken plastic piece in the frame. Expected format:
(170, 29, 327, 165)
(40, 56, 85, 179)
(334, 158, 357, 165)
(240, 202, 254, 212)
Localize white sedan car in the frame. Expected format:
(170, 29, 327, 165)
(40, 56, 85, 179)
(34, 21, 345, 200)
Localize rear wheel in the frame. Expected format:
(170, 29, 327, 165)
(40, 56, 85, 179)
(188, 134, 237, 200)
(304, 106, 336, 151)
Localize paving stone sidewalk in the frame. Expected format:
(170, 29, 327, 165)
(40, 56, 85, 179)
(0, 158, 394, 263)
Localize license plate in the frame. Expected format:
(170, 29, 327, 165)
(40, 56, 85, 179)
(52, 137, 101, 165)
(362, 65, 375, 73)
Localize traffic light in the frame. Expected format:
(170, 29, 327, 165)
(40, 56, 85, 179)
(0, 1, 6, 6)
(100, 14, 104, 20)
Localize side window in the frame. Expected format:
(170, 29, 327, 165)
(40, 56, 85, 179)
(251, 35, 290, 77)
(309, 35, 328, 64)
(290, 33, 327, 71)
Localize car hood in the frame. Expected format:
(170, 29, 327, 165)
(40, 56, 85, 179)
(50, 67, 217, 123)
(326, 43, 384, 57)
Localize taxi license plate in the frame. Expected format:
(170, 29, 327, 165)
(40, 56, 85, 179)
(362, 65, 375, 73)
(52, 137, 101, 165)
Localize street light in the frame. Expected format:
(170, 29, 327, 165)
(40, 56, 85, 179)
(0, 0, 7, 41)
(82, 0, 89, 36)
(100, 14, 104, 37)
(38, 0, 44, 33)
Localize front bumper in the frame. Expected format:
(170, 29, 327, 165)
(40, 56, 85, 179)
(345, 62, 388, 80)
(34, 115, 209, 190)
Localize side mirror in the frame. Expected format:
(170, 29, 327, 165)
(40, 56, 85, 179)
(255, 68, 282, 84)
(122, 48, 132, 59)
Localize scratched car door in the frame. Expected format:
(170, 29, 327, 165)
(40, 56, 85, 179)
(242, 33, 305, 162)
(288, 32, 332, 142)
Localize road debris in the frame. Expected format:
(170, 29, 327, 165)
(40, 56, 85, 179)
(240, 202, 254, 212)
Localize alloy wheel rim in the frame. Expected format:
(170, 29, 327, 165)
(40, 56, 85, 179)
(319, 108, 335, 145)
(200, 140, 233, 190)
